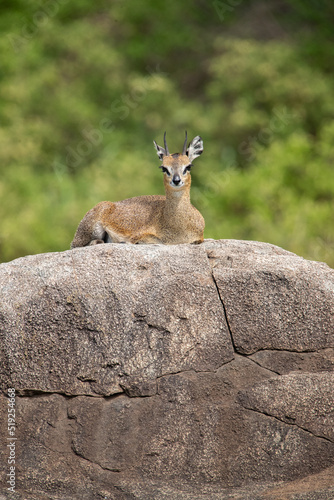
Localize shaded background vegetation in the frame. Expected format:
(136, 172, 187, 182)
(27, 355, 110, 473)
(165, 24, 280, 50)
(0, 0, 333, 266)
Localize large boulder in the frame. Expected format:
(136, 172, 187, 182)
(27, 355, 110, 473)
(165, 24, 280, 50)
(0, 240, 333, 499)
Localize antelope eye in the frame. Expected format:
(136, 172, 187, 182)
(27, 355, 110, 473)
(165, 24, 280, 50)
(183, 165, 192, 175)
(161, 167, 170, 175)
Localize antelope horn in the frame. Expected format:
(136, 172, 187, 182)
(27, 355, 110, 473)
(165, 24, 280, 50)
(182, 130, 188, 155)
(164, 131, 169, 156)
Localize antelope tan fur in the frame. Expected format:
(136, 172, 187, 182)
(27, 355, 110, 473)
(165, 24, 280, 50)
(70, 132, 205, 247)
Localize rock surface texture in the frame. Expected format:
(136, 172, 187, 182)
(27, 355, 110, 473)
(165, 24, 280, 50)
(0, 239, 333, 499)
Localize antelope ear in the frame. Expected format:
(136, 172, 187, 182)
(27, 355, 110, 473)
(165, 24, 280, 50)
(153, 140, 167, 161)
(187, 136, 203, 162)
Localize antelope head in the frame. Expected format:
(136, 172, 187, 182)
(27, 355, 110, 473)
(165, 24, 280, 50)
(153, 131, 203, 190)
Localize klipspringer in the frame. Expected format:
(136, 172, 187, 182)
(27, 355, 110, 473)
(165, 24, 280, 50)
(70, 132, 204, 247)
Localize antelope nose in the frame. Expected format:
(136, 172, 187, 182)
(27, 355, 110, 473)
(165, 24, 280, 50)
(173, 174, 181, 185)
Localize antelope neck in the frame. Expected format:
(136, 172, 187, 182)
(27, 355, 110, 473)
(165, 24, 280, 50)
(164, 186, 190, 203)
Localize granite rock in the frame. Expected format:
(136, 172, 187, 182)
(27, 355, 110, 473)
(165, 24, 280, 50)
(0, 240, 333, 499)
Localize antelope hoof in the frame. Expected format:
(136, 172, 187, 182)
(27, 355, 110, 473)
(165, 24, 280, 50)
(89, 239, 105, 245)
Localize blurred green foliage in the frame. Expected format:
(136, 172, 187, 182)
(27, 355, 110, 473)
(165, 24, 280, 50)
(0, 0, 333, 266)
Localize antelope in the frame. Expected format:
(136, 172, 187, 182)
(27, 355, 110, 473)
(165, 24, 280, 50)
(70, 132, 205, 247)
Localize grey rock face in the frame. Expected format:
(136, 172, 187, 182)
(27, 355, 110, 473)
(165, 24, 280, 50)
(0, 244, 233, 396)
(206, 239, 334, 354)
(0, 239, 333, 499)
(238, 371, 334, 441)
